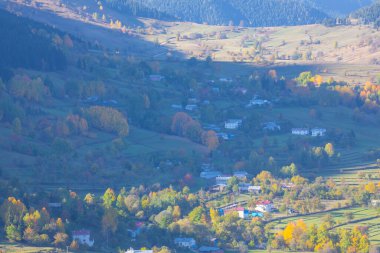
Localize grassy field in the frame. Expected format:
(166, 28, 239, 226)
(0, 243, 58, 253)
(0, 242, 103, 253)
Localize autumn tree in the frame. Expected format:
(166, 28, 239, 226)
(324, 143, 335, 157)
(202, 130, 219, 150)
(84, 106, 129, 137)
(53, 232, 68, 247)
(103, 188, 116, 209)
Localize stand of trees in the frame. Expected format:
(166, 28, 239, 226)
(105, 0, 329, 27)
(0, 10, 67, 72)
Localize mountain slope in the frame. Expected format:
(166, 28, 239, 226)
(309, 0, 374, 16)
(352, 1, 380, 25)
(105, 0, 329, 27)
(0, 9, 67, 72)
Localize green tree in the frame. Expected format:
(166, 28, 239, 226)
(6, 224, 21, 242)
(188, 206, 203, 223)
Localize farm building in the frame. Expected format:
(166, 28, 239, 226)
(238, 183, 252, 192)
(174, 237, 196, 248)
(72, 230, 94, 247)
(126, 248, 153, 253)
(224, 119, 243, 129)
(263, 122, 281, 131)
(248, 185, 261, 194)
(216, 176, 232, 185)
(200, 171, 222, 179)
(198, 246, 224, 253)
(185, 104, 198, 111)
(149, 74, 165, 82)
(291, 128, 309, 135)
(311, 128, 327, 137)
(233, 170, 248, 179)
(210, 184, 227, 192)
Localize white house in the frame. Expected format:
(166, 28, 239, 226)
(263, 122, 281, 131)
(248, 98, 270, 107)
(210, 184, 227, 192)
(225, 119, 242, 130)
(223, 207, 248, 219)
(216, 176, 232, 185)
(126, 248, 153, 253)
(171, 104, 182, 110)
(200, 171, 222, 179)
(72, 230, 94, 247)
(174, 238, 196, 248)
(219, 77, 232, 83)
(248, 185, 261, 194)
(149, 75, 165, 82)
(371, 199, 380, 207)
(235, 207, 249, 219)
(291, 128, 309, 135)
(217, 132, 229, 140)
(311, 128, 326, 137)
(233, 171, 248, 179)
(238, 183, 252, 192)
(185, 104, 198, 111)
(255, 200, 274, 213)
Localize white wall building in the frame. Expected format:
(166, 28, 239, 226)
(174, 237, 196, 248)
(248, 185, 261, 194)
(291, 128, 309, 135)
(72, 230, 94, 247)
(216, 176, 232, 185)
(311, 128, 326, 137)
(255, 200, 274, 213)
(225, 119, 242, 129)
(126, 248, 153, 253)
(200, 171, 222, 179)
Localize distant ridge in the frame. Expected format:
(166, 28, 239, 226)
(104, 0, 375, 27)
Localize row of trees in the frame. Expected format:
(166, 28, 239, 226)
(273, 220, 369, 252)
(171, 112, 219, 150)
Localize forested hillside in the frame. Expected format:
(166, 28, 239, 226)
(352, 1, 380, 26)
(309, 0, 373, 16)
(0, 9, 67, 75)
(105, 0, 329, 27)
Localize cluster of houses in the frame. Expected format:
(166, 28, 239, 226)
(173, 237, 224, 253)
(291, 128, 327, 137)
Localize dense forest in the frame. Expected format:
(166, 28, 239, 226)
(0, 10, 67, 75)
(104, 0, 375, 27)
(352, 1, 380, 27)
(308, 0, 373, 16)
(105, 0, 329, 27)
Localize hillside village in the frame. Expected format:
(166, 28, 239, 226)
(1, 0, 380, 253)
